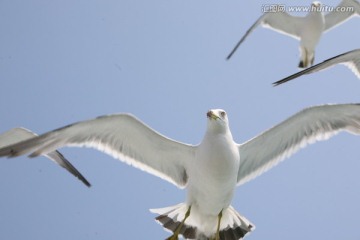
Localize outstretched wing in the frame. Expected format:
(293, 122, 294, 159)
(273, 49, 360, 86)
(324, 0, 360, 32)
(237, 104, 360, 185)
(0, 114, 196, 188)
(227, 11, 303, 60)
(0, 127, 90, 187)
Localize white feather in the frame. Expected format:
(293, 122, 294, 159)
(237, 104, 360, 185)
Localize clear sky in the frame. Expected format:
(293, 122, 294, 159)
(0, 0, 359, 239)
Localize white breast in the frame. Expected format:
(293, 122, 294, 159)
(300, 11, 325, 48)
(186, 132, 240, 216)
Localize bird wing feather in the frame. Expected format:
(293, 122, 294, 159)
(0, 127, 91, 187)
(237, 104, 360, 186)
(0, 114, 196, 188)
(273, 49, 360, 86)
(324, 0, 360, 32)
(227, 11, 303, 60)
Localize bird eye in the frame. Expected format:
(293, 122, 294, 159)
(220, 111, 226, 118)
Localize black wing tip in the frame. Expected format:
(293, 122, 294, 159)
(272, 70, 310, 87)
(55, 151, 92, 187)
(226, 43, 243, 61)
(0, 137, 92, 187)
(81, 178, 92, 188)
(272, 79, 288, 86)
(66, 169, 92, 188)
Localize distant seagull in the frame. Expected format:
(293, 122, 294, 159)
(226, 0, 360, 68)
(0, 127, 90, 187)
(273, 48, 360, 86)
(1, 105, 360, 239)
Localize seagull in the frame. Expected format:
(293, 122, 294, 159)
(273, 48, 360, 86)
(0, 127, 90, 187)
(226, 0, 360, 68)
(1, 105, 360, 239)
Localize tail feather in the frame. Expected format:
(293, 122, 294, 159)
(219, 225, 249, 239)
(298, 60, 306, 69)
(151, 203, 254, 240)
(156, 214, 196, 238)
(299, 46, 315, 69)
(153, 204, 197, 239)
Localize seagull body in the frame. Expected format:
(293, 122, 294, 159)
(188, 126, 239, 216)
(299, 7, 325, 67)
(273, 48, 360, 86)
(226, 0, 360, 68)
(0, 127, 90, 187)
(182, 113, 242, 237)
(1, 105, 360, 239)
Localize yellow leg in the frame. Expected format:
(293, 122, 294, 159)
(214, 210, 223, 240)
(166, 206, 191, 240)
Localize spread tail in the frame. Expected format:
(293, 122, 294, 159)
(150, 203, 254, 240)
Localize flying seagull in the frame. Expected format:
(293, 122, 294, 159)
(1, 105, 360, 239)
(226, 0, 360, 68)
(273, 48, 360, 86)
(0, 127, 90, 187)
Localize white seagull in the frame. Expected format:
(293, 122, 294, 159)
(226, 0, 360, 68)
(0, 127, 90, 187)
(1, 105, 360, 239)
(273, 48, 360, 86)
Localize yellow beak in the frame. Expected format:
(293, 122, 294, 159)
(207, 111, 219, 120)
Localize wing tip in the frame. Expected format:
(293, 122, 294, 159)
(53, 151, 92, 188)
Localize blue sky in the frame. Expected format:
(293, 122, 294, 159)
(0, 0, 359, 239)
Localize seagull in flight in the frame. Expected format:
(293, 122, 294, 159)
(226, 0, 360, 68)
(273, 48, 360, 86)
(0, 127, 90, 187)
(1, 105, 360, 239)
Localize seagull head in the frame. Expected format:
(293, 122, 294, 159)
(311, 1, 321, 8)
(206, 109, 230, 134)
